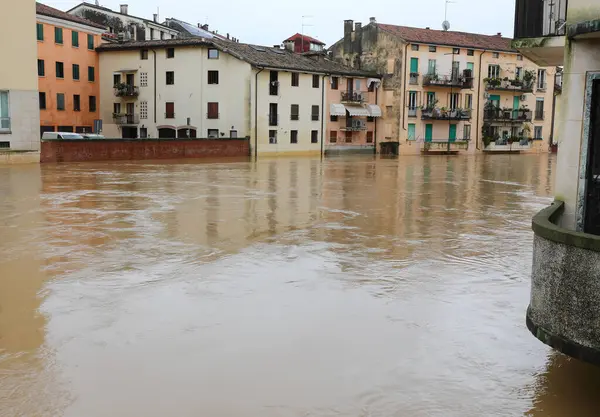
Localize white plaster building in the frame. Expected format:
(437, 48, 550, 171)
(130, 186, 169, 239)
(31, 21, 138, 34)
(96, 38, 378, 156)
(0, 0, 40, 156)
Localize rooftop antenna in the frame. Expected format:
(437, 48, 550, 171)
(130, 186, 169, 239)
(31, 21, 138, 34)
(443, 0, 455, 31)
(302, 15, 313, 52)
(95, 0, 99, 5)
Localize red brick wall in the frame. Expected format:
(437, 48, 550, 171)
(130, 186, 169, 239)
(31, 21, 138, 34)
(41, 139, 250, 163)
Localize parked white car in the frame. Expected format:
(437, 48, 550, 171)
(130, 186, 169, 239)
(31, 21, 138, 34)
(42, 132, 85, 139)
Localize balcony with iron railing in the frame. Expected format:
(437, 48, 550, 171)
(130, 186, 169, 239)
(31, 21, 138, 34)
(484, 108, 533, 122)
(114, 83, 140, 98)
(269, 81, 279, 96)
(485, 78, 535, 93)
(113, 113, 140, 125)
(422, 71, 473, 89)
(341, 119, 367, 131)
(421, 108, 472, 120)
(341, 91, 366, 103)
(514, 0, 568, 39)
(409, 73, 419, 85)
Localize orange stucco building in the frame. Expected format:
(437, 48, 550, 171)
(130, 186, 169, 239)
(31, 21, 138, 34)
(36, 3, 105, 135)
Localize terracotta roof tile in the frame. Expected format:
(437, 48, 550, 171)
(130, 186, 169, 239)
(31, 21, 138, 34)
(378, 24, 515, 52)
(36, 2, 106, 30)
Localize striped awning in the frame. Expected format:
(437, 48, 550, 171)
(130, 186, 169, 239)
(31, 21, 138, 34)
(344, 105, 370, 117)
(330, 104, 346, 116)
(367, 104, 382, 117)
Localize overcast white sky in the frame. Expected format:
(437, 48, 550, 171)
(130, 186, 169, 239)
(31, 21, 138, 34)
(46, 0, 517, 46)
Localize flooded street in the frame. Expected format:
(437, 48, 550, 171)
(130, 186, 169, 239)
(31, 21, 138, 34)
(2, 154, 600, 416)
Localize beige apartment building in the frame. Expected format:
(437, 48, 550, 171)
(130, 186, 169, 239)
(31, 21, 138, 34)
(330, 19, 556, 155)
(0, 0, 40, 160)
(97, 38, 377, 156)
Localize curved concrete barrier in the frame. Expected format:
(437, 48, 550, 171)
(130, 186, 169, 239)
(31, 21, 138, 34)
(529, 200, 600, 365)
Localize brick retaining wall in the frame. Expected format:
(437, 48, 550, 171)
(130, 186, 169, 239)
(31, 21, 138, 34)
(41, 138, 250, 163)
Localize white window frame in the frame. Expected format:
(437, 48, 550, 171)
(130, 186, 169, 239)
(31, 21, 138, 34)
(534, 126, 543, 139)
(0, 91, 10, 132)
(449, 93, 460, 110)
(488, 65, 500, 78)
(538, 69, 547, 89)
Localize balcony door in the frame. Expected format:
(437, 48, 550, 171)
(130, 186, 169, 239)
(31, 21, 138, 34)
(584, 80, 600, 234)
(126, 73, 134, 86)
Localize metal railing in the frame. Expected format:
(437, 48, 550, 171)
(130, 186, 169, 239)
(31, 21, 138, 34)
(0, 117, 10, 131)
(535, 110, 545, 120)
(484, 109, 533, 122)
(409, 73, 419, 85)
(408, 107, 418, 117)
(114, 84, 139, 97)
(165, 112, 175, 119)
(269, 113, 278, 126)
(422, 73, 473, 89)
(341, 120, 367, 131)
(269, 82, 279, 96)
(421, 108, 472, 120)
(341, 91, 366, 103)
(113, 113, 140, 124)
(514, 0, 568, 39)
(485, 79, 534, 92)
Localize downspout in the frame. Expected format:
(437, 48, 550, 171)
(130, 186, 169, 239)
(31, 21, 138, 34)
(374, 85, 378, 155)
(550, 88, 557, 149)
(254, 67, 264, 160)
(401, 43, 409, 137)
(152, 50, 157, 125)
(321, 74, 326, 158)
(475, 50, 487, 150)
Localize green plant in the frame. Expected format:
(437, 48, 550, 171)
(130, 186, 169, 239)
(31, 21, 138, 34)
(484, 77, 502, 88)
(523, 69, 536, 88)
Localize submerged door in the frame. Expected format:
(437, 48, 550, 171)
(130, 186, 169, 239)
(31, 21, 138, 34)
(449, 124, 457, 142)
(584, 80, 600, 234)
(425, 124, 433, 142)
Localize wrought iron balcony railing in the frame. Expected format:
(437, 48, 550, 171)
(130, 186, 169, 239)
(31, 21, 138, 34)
(341, 91, 366, 103)
(514, 0, 568, 39)
(113, 113, 140, 125)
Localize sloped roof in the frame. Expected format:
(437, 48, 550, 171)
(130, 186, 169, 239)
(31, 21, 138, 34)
(96, 38, 213, 51)
(213, 39, 376, 76)
(66, 2, 176, 31)
(164, 18, 231, 41)
(36, 2, 106, 29)
(378, 24, 515, 52)
(96, 37, 378, 77)
(284, 33, 325, 45)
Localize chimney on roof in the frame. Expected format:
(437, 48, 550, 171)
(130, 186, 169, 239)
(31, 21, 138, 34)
(120, 4, 128, 15)
(227, 33, 230, 39)
(202, 24, 209, 31)
(369, 17, 376, 24)
(153, 14, 158, 23)
(355, 22, 362, 32)
(425, 27, 430, 30)
(496, 32, 502, 36)
(344, 20, 353, 54)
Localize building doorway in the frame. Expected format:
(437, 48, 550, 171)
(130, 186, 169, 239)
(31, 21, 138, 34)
(584, 79, 600, 234)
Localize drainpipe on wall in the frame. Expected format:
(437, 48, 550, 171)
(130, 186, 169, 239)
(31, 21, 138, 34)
(476, 50, 487, 150)
(550, 87, 557, 149)
(321, 74, 326, 157)
(152, 50, 157, 126)
(401, 42, 409, 140)
(254, 67, 264, 160)
(374, 85, 378, 155)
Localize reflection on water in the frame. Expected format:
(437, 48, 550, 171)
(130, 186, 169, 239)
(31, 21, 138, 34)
(0, 155, 599, 416)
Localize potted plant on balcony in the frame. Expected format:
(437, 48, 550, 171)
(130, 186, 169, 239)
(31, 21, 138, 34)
(440, 106, 448, 118)
(114, 82, 130, 97)
(484, 77, 502, 89)
(523, 69, 536, 89)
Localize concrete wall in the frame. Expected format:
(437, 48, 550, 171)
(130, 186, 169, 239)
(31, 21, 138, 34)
(0, 0, 40, 151)
(251, 70, 323, 155)
(37, 16, 103, 133)
(99, 45, 252, 139)
(40, 138, 250, 163)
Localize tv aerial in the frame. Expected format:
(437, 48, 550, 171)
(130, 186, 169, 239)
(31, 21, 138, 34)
(443, 0, 455, 31)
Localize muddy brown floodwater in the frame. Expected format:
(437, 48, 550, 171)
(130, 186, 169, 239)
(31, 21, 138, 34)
(1, 154, 600, 417)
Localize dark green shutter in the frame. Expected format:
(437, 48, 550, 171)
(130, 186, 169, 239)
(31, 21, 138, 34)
(410, 58, 418, 74)
(88, 66, 95, 82)
(72, 31, 79, 47)
(36, 23, 44, 41)
(55, 27, 63, 44)
(73, 64, 79, 80)
(88, 34, 94, 50)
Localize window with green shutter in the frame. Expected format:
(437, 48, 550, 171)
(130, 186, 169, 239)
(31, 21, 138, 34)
(410, 58, 419, 74)
(73, 64, 80, 80)
(87, 34, 94, 50)
(88, 66, 95, 82)
(57, 93, 65, 111)
(55, 27, 63, 44)
(408, 124, 416, 141)
(72, 31, 79, 47)
(36, 23, 44, 41)
(37, 60, 45, 77)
